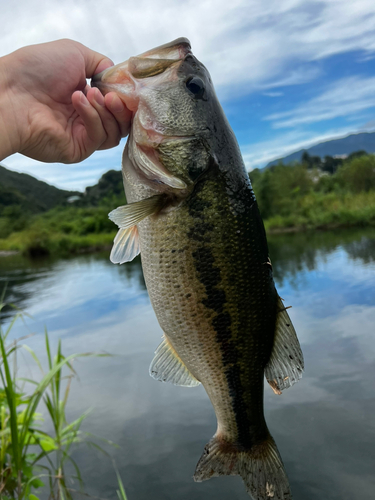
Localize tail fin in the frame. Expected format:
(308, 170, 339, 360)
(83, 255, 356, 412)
(193, 435, 292, 500)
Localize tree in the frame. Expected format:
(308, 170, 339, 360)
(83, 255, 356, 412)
(337, 154, 375, 192)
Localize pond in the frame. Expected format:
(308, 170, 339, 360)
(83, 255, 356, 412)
(1, 227, 375, 500)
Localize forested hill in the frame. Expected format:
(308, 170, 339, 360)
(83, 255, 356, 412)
(0, 164, 125, 249)
(0, 163, 77, 214)
(266, 132, 375, 167)
(83, 170, 124, 205)
(0, 163, 125, 215)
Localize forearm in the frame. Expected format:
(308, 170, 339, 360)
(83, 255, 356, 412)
(0, 53, 21, 161)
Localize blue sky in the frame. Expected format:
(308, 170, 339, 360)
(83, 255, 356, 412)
(2, 0, 375, 190)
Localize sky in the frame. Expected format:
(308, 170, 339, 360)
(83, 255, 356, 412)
(1, 0, 375, 191)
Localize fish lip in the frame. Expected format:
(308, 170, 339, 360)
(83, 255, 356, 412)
(91, 37, 191, 85)
(137, 37, 191, 60)
(91, 71, 106, 85)
(134, 131, 198, 149)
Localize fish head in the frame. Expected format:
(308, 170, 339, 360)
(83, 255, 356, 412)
(92, 38, 237, 193)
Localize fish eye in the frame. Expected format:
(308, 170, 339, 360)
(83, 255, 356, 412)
(185, 76, 205, 99)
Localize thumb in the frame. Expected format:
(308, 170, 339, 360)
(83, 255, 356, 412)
(76, 41, 114, 77)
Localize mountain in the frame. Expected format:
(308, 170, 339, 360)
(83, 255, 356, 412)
(265, 132, 375, 168)
(0, 163, 125, 216)
(83, 169, 124, 205)
(0, 163, 78, 214)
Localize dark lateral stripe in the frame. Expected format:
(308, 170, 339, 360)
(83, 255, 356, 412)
(191, 242, 253, 447)
(187, 173, 256, 446)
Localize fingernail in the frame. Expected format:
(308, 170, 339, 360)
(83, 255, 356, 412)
(80, 92, 89, 106)
(111, 97, 125, 113)
(94, 88, 105, 106)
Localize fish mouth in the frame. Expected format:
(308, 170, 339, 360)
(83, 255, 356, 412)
(92, 38, 194, 191)
(132, 37, 191, 62)
(91, 37, 191, 105)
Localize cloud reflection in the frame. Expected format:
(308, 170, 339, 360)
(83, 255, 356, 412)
(2, 228, 375, 499)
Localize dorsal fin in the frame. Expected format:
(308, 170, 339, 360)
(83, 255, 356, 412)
(265, 296, 304, 394)
(149, 335, 201, 387)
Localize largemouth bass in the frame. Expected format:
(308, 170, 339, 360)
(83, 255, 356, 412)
(92, 38, 304, 500)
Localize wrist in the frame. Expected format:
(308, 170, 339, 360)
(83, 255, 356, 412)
(0, 54, 22, 161)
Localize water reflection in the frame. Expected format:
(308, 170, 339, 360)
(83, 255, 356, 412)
(0, 252, 145, 324)
(268, 227, 375, 286)
(1, 228, 375, 500)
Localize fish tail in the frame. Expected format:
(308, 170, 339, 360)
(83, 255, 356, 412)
(193, 434, 292, 499)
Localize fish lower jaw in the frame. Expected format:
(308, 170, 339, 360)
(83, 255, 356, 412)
(127, 137, 190, 191)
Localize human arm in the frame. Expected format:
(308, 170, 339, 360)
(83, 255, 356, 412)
(0, 39, 132, 163)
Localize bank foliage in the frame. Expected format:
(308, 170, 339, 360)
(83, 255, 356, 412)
(1, 153, 375, 255)
(249, 152, 375, 231)
(0, 170, 125, 256)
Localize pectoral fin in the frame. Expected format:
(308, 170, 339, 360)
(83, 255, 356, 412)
(149, 335, 201, 387)
(265, 296, 304, 394)
(110, 226, 140, 264)
(108, 194, 165, 228)
(108, 195, 166, 264)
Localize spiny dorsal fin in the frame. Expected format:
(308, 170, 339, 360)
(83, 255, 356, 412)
(110, 226, 140, 264)
(108, 194, 165, 229)
(149, 335, 201, 387)
(265, 296, 304, 394)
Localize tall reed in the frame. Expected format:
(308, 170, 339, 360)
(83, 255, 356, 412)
(0, 300, 128, 499)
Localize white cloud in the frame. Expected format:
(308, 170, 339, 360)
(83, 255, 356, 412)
(266, 76, 375, 129)
(2, 141, 125, 191)
(2, 0, 375, 91)
(2, 0, 375, 188)
(263, 92, 284, 97)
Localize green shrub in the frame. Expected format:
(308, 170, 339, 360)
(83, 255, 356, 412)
(336, 154, 375, 193)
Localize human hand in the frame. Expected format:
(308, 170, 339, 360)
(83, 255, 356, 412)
(0, 39, 132, 163)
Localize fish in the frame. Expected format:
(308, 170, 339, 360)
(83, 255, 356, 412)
(92, 38, 304, 500)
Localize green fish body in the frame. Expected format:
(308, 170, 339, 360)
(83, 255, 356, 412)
(92, 38, 304, 500)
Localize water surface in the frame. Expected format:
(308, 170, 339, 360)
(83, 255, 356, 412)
(1, 228, 375, 500)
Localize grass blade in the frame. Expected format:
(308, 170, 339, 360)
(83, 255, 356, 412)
(0, 333, 20, 471)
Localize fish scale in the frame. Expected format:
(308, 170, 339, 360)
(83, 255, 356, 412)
(93, 37, 304, 500)
(135, 165, 277, 446)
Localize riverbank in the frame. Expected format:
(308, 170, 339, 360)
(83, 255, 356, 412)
(0, 230, 115, 257)
(1, 208, 375, 258)
(2, 153, 375, 257)
(264, 190, 375, 233)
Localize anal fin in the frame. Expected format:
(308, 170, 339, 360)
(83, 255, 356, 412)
(265, 296, 304, 394)
(149, 335, 200, 387)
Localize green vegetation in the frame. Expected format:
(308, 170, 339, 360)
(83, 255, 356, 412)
(1, 153, 375, 256)
(0, 205, 118, 256)
(249, 152, 375, 232)
(0, 300, 128, 499)
(0, 169, 125, 256)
